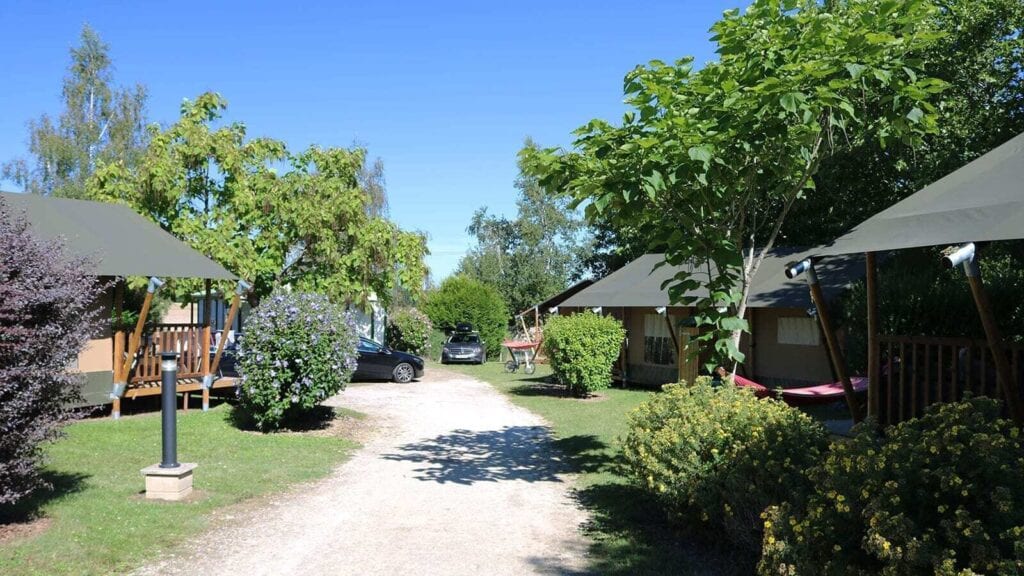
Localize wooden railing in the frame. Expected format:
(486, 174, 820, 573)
(875, 335, 1024, 426)
(124, 323, 211, 384)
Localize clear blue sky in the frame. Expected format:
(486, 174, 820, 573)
(0, 0, 743, 280)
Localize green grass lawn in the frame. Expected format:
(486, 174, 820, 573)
(0, 404, 360, 576)
(442, 361, 747, 575)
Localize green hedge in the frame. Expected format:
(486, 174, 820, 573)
(760, 397, 1024, 576)
(386, 307, 433, 356)
(542, 312, 626, 396)
(422, 275, 508, 357)
(623, 380, 829, 553)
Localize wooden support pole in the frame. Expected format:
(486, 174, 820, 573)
(804, 263, 863, 423)
(965, 265, 1024, 424)
(209, 293, 242, 378)
(122, 287, 156, 384)
(112, 330, 125, 419)
(866, 252, 880, 421)
(201, 326, 212, 411)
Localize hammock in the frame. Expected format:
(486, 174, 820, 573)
(730, 373, 868, 406)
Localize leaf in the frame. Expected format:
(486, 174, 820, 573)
(844, 63, 866, 80)
(906, 107, 924, 124)
(688, 145, 713, 164)
(780, 92, 801, 114)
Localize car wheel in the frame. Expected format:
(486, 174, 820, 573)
(393, 363, 415, 383)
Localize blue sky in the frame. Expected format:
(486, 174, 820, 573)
(0, 1, 743, 280)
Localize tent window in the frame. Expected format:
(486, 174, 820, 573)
(644, 314, 675, 365)
(777, 317, 821, 346)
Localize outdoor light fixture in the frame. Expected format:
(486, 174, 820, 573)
(785, 259, 813, 280)
(548, 306, 559, 314)
(806, 306, 818, 318)
(147, 276, 165, 293)
(656, 306, 667, 316)
(235, 279, 253, 295)
(942, 243, 976, 269)
(592, 306, 603, 314)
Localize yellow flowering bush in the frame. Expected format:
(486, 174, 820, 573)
(622, 380, 828, 552)
(759, 397, 1024, 576)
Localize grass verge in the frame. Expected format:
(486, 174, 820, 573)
(0, 404, 360, 575)
(442, 361, 747, 575)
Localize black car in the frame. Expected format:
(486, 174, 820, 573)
(353, 337, 425, 383)
(441, 331, 486, 364)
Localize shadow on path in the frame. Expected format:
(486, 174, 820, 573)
(383, 426, 605, 485)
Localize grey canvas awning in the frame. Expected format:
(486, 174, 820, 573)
(816, 131, 1024, 256)
(517, 279, 595, 316)
(561, 249, 863, 310)
(1, 191, 237, 280)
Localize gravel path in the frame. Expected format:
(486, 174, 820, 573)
(134, 367, 591, 576)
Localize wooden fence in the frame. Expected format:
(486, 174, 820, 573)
(875, 335, 1024, 426)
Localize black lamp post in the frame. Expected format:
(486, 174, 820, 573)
(160, 351, 180, 468)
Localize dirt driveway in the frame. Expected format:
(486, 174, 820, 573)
(134, 367, 591, 576)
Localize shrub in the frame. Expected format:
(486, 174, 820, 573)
(385, 307, 432, 356)
(623, 381, 829, 552)
(237, 291, 359, 431)
(759, 397, 1024, 576)
(422, 275, 507, 357)
(542, 312, 626, 396)
(0, 199, 101, 505)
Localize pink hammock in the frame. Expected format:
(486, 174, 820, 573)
(730, 373, 868, 406)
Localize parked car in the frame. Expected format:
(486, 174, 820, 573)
(441, 331, 486, 364)
(353, 337, 425, 383)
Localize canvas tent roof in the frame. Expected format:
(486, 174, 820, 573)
(816, 131, 1024, 256)
(517, 279, 595, 317)
(1, 192, 236, 279)
(561, 249, 863, 309)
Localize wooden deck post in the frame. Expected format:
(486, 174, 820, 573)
(201, 326, 212, 411)
(112, 330, 125, 419)
(789, 260, 863, 423)
(866, 252, 880, 421)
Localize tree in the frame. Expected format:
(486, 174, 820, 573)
(458, 139, 590, 314)
(0, 198, 102, 505)
(89, 93, 428, 307)
(782, 0, 1024, 246)
(422, 275, 508, 357)
(3, 25, 147, 198)
(525, 0, 946, 369)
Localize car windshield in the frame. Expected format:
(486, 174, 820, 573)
(448, 333, 479, 344)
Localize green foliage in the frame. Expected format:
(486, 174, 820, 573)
(526, 0, 946, 370)
(760, 397, 1024, 576)
(3, 25, 147, 199)
(784, 0, 1024, 247)
(458, 139, 591, 314)
(422, 275, 508, 357)
(236, 291, 359, 431)
(386, 307, 433, 356)
(88, 92, 428, 306)
(542, 312, 626, 396)
(622, 381, 829, 553)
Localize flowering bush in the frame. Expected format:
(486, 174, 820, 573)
(237, 291, 359, 431)
(623, 380, 828, 552)
(386, 307, 432, 356)
(0, 199, 101, 505)
(542, 312, 626, 396)
(759, 397, 1024, 576)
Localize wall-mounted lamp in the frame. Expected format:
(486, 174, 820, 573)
(591, 306, 603, 314)
(655, 306, 667, 316)
(548, 306, 559, 314)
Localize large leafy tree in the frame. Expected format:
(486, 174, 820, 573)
(89, 93, 427, 307)
(525, 0, 946, 368)
(458, 140, 590, 314)
(3, 25, 147, 198)
(783, 0, 1024, 246)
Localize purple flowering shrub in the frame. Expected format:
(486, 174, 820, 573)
(0, 198, 101, 505)
(760, 397, 1024, 576)
(237, 290, 359, 431)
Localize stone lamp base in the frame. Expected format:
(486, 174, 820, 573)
(141, 463, 197, 501)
